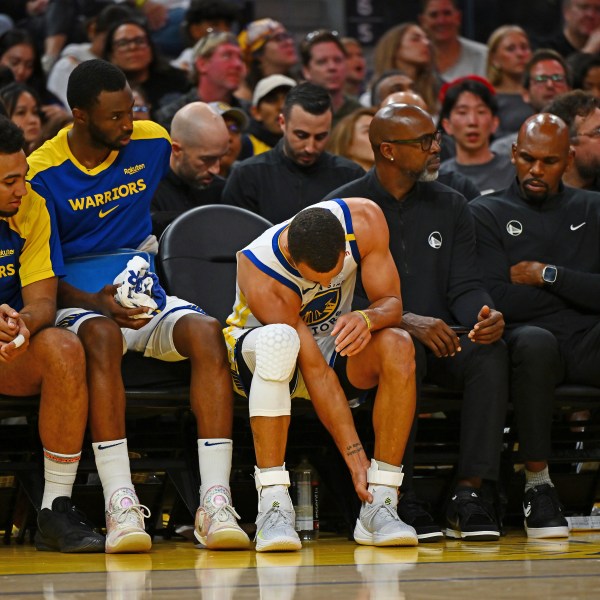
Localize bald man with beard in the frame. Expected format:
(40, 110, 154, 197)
(470, 113, 600, 540)
(151, 102, 230, 236)
(325, 103, 508, 543)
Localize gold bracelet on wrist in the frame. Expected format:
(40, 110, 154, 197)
(354, 309, 372, 330)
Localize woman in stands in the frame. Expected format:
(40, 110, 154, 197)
(327, 107, 376, 172)
(0, 28, 66, 120)
(103, 18, 190, 117)
(372, 23, 441, 116)
(0, 82, 43, 155)
(486, 25, 535, 137)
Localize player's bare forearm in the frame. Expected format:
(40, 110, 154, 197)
(304, 366, 371, 501)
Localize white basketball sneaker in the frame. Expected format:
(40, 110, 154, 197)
(105, 488, 152, 553)
(354, 460, 418, 547)
(254, 467, 301, 552)
(194, 485, 250, 549)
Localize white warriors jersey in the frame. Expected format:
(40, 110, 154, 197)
(224, 198, 361, 371)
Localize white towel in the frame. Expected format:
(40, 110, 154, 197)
(113, 256, 167, 319)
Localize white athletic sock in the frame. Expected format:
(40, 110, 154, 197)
(41, 449, 81, 510)
(198, 438, 232, 504)
(92, 438, 134, 510)
(525, 466, 553, 492)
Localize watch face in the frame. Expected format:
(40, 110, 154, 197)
(543, 266, 558, 283)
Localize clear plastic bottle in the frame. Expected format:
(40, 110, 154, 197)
(292, 457, 319, 540)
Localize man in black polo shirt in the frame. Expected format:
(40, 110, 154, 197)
(470, 112, 600, 539)
(222, 82, 364, 223)
(325, 103, 508, 542)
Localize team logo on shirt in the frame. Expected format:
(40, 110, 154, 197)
(506, 220, 523, 236)
(428, 231, 442, 249)
(67, 178, 147, 211)
(0, 249, 15, 257)
(301, 288, 341, 327)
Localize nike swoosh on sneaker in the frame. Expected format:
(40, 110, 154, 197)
(97, 442, 125, 450)
(524, 503, 532, 517)
(570, 222, 586, 231)
(203, 441, 231, 446)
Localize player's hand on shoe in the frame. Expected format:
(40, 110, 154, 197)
(94, 284, 151, 329)
(402, 313, 461, 358)
(348, 452, 373, 503)
(469, 305, 504, 344)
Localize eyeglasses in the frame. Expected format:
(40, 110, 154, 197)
(113, 36, 149, 51)
(227, 123, 241, 134)
(530, 74, 566, 85)
(132, 105, 149, 113)
(383, 130, 442, 152)
(268, 31, 293, 44)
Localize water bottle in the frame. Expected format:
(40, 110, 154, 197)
(293, 457, 319, 540)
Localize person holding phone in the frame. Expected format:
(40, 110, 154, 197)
(325, 103, 507, 543)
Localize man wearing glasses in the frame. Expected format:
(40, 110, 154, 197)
(490, 49, 572, 160)
(545, 89, 600, 191)
(524, 49, 571, 113)
(325, 103, 508, 543)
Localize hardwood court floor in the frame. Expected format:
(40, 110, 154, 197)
(1, 530, 600, 599)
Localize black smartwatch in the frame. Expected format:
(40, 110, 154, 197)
(542, 265, 558, 285)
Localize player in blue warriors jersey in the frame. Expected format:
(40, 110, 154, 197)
(224, 198, 418, 551)
(25, 60, 250, 553)
(0, 116, 104, 553)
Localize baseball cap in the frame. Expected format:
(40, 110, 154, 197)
(252, 74, 297, 107)
(238, 18, 282, 61)
(208, 101, 249, 130)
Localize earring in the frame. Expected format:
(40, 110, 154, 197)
(390, 156, 394, 162)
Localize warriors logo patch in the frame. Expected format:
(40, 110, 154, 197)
(301, 288, 341, 326)
(428, 231, 442, 249)
(506, 220, 523, 236)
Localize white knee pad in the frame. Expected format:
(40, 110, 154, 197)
(247, 324, 300, 418)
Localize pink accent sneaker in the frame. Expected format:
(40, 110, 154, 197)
(105, 488, 152, 553)
(194, 485, 250, 550)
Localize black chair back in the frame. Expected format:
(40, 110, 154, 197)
(157, 205, 272, 324)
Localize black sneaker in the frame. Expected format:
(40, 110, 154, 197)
(445, 487, 500, 541)
(397, 490, 443, 542)
(523, 484, 569, 539)
(35, 496, 105, 553)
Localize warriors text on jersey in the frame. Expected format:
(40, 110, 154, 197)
(224, 199, 361, 378)
(25, 121, 171, 259)
(0, 189, 63, 311)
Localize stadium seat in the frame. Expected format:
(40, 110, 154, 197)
(157, 204, 273, 325)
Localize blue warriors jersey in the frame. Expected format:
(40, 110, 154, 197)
(224, 199, 361, 367)
(26, 121, 171, 259)
(0, 188, 64, 311)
